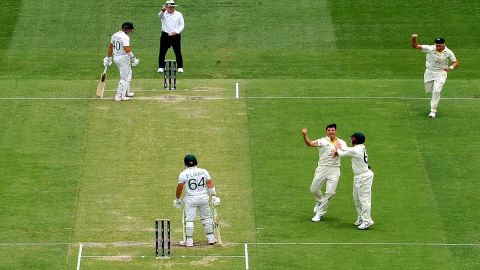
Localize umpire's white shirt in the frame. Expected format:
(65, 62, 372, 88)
(316, 137, 347, 167)
(178, 166, 210, 197)
(110, 31, 130, 56)
(159, 10, 185, 35)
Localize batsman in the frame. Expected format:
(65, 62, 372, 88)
(174, 154, 221, 247)
(103, 22, 140, 101)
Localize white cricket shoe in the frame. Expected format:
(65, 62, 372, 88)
(428, 112, 436, 118)
(179, 240, 194, 247)
(126, 92, 135, 97)
(311, 212, 323, 222)
(115, 96, 130, 101)
(354, 217, 363, 226)
(157, 68, 164, 73)
(208, 239, 217, 245)
(177, 68, 184, 73)
(357, 221, 374, 230)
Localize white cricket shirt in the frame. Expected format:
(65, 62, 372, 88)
(110, 31, 130, 56)
(159, 10, 185, 35)
(178, 166, 211, 197)
(421, 45, 457, 71)
(316, 137, 347, 167)
(337, 144, 370, 175)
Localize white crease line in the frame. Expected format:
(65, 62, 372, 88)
(243, 96, 479, 100)
(0, 241, 477, 247)
(0, 96, 478, 100)
(0, 97, 97, 100)
(0, 97, 226, 100)
(82, 255, 245, 258)
(244, 242, 479, 246)
(245, 243, 249, 270)
(76, 243, 83, 270)
(0, 243, 69, 246)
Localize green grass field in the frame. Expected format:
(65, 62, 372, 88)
(1, 0, 479, 269)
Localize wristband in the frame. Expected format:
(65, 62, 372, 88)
(127, 52, 135, 59)
(208, 187, 216, 196)
(449, 65, 454, 70)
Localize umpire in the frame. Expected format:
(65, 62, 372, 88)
(157, 0, 185, 73)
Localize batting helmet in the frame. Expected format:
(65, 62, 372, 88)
(351, 132, 366, 145)
(184, 154, 198, 167)
(121, 22, 135, 30)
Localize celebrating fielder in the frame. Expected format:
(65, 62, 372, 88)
(302, 124, 347, 222)
(103, 22, 140, 102)
(174, 154, 221, 247)
(411, 34, 459, 118)
(335, 132, 375, 230)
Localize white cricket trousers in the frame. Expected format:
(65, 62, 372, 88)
(184, 195, 211, 222)
(113, 55, 132, 98)
(310, 166, 340, 216)
(183, 195, 214, 242)
(424, 69, 447, 113)
(353, 170, 374, 224)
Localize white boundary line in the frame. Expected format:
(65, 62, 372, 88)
(76, 243, 83, 270)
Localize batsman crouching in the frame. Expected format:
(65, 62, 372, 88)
(174, 154, 221, 247)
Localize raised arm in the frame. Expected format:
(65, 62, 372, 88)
(411, 34, 422, 49)
(302, 128, 318, 147)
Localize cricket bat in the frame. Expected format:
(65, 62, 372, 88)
(213, 206, 223, 245)
(96, 64, 109, 98)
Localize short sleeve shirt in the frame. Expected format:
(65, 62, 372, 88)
(337, 144, 370, 175)
(316, 137, 347, 167)
(110, 31, 130, 56)
(421, 45, 457, 71)
(178, 166, 211, 197)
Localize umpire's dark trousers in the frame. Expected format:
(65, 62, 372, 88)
(158, 31, 183, 69)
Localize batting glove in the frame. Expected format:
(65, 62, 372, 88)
(131, 57, 140, 67)
(173, 198, 182, 209)
(212, 196, 221, 206)
(103, 56, 112, 66)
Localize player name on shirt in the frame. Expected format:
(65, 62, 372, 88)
(185, 171, 206, 179)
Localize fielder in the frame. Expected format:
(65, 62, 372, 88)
(174, 154, 221, 247)
(411, 34, 459, 118)
(335, 132, 374, 230)
(302, 124, 347, 222)
(103, 22, 140, 102)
